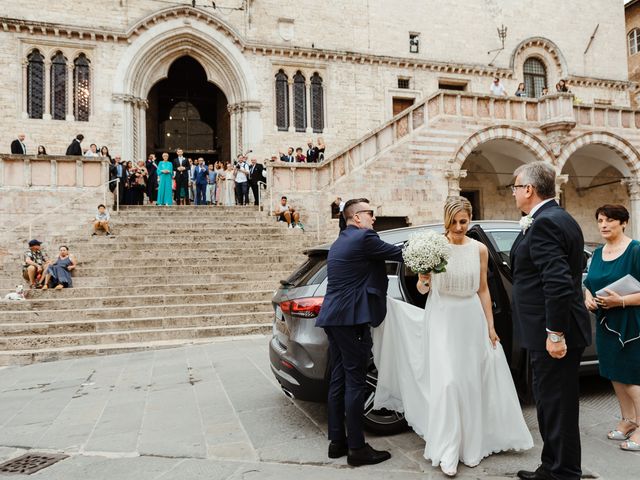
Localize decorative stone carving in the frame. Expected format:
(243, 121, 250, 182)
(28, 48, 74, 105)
(623, 178, 640, 200)
(445, 168, 467, 196)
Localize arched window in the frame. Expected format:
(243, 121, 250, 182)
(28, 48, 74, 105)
(27, 50, 45, 119)
(51, 52, 67, 120)
(310, 73, 324, 133)
(629, 28, 640, 55)
(523, 57, 547, 98)
(275, 70, 289, 131)
(293, 71, 307, 132)
(73, 54, 91, 121)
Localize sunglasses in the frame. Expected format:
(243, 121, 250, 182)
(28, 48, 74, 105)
(355, 210, 374, 217)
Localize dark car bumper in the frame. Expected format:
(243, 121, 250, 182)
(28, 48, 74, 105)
(269, 336, 328, 402)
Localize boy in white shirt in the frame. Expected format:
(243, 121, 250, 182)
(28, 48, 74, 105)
(92, 204, 111, 236)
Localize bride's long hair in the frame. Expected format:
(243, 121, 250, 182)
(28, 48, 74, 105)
(443, 196, 473, 233)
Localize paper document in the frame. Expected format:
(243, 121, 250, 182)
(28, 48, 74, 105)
(595, 274, 640, 297)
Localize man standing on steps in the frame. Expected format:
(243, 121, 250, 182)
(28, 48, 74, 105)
(248, 158, 264, 206)
(315, 198, 403, 466)
(193, 158, 208, 206)
(234, 156, 250, 206)
(173, 148, 189, 205)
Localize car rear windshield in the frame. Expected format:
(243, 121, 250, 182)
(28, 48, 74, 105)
(282, 252, 328, 287)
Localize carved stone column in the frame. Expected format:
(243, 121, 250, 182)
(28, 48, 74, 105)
(43, 59, 52, 120)
(21, 60, 29, 118)
(227, 103, 241, 160)
(305, 80, 313, 134)
(287, 78, 295, 133)
(444, 168, 467, 196)
(624, 178, 640, 239)
(555, 173, 569, 203)
(66, 62, 75, 121)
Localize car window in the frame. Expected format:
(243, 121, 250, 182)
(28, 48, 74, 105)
(283, 253, 328, 287)
(485, 230, 519, 268)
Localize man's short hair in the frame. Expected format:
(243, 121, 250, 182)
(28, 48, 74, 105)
(281, 196, 287, 200)
(97, 204, 106, 209)
(76, 134, 84, 141)
(513, 161, 556, 199)
(343, 198, 370, 220)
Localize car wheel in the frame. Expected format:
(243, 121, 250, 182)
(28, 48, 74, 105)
(362, 363, 409, 435)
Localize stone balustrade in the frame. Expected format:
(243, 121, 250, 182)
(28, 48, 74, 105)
(0, 154, 108, 189)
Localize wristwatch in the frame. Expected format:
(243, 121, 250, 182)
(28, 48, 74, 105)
(548, 332, 565, 343)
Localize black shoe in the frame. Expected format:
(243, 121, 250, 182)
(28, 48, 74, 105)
(92, 233, 97, 236)
(328, 441, 348, 459)
(347, 443, 391, 466)
(517, 466, 552, 480)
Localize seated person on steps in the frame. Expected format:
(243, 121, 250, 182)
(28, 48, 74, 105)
(273, 195, 301, 229)
(92, 204, 111, 236)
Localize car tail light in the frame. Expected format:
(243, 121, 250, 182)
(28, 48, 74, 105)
(280, 297, 324, 318)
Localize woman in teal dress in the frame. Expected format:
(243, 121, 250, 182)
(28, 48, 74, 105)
(157, 152, 173, 206)
(584, 204, 640, 451)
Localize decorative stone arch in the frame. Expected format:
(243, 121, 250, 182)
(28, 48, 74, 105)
(112, 7, 261, 161)
(451, 125, 555, 170)
(511, 37, 568, 93)
(556, 131, 640, 176)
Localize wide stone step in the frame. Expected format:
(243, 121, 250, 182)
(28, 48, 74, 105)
(0, 333, 270, 366)
(44, 244, 313, 254)
(50, 232, 299, 243)
(0, 309, 273, 335)
(75, 254, 306, 267)
(0, 299, 272, 322)
(0, 270, 292, 289)
(71, 261, 300, 277)
(0, 320, 272, 350)
(0, 289, 273, 311)
(112, 219, 273, 226)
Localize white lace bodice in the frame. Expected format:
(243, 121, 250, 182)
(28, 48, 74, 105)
(432, 239, 480, 297)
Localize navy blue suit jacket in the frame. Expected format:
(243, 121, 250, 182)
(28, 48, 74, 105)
(192, 166, 208, 185)
(315, 226, 403, 328)
(510, 200, 591, 350)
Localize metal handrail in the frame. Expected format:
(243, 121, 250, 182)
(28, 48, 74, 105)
(6, 178, 119, 239)
(257, 180, 267, 211)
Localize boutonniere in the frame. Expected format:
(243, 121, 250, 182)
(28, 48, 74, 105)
(519, 215, 533, 233)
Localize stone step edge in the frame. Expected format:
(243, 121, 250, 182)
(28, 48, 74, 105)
(3, 289, 274, 307)
(0, 299, 273, 315)
(17, 280, 282, 294)
(0, 321, 273, 341)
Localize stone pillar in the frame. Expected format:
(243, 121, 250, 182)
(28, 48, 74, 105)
(227, 103, 239, 160)
(0, 157, 4, 187)
(21, 60, 29, 119)
(66, 62, 75, 121)
(624, 179, 640, 239)
(555, 174, 569, 204)
(137, 100, 148, 161)
(76, 159, 84, 187)
(43, 59, 52, 120)
(444, 168, 467, 196)
(287, 78, 295, 133)
(24, 157, 32, 187)
(305, 80, 313, 134)
(50, 159, 57, 187)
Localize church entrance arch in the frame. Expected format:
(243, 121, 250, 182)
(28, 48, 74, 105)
(146, 56, 229, 163)
(112, 8, 262, 163)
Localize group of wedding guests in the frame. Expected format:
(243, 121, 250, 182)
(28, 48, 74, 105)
(10, 133, 113, 158)
(22, 239, 76, 290)
(276, 138, 326, 163)
(491, 77, 571, 98)
(316, 162, 640, 480)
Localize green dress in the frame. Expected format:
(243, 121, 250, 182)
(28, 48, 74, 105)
(584, 240, 640, 384)
(157, 161, 173, 206)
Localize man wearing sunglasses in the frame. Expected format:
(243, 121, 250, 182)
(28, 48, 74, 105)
(316, 198, 403, 466)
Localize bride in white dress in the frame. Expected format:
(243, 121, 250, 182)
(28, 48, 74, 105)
(372, 196, 533, 476)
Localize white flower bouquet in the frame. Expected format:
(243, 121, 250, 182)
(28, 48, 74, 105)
(402, 230, 452, 274)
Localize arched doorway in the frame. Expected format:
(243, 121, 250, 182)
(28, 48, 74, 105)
(146, 56, 229, 163)
(560, 144, 632, 243)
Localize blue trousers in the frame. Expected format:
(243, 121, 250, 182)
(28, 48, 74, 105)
(235, 181, 249, 205)
(195, 183, 207, 205)
(324, 325, 372, 449)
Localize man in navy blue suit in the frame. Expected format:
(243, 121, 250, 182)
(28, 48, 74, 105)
(315, 198, 403, 466)
(192, 157, 208, 205)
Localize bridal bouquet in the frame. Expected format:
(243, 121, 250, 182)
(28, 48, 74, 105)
(402, 230, 452, 274)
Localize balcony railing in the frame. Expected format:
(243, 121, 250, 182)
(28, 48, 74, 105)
(0, 155, 108, 188)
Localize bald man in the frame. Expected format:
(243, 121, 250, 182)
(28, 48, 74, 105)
(11, 134, 26, 154)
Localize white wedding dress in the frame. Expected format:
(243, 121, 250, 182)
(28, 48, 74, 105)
(372, 239, 533, 475)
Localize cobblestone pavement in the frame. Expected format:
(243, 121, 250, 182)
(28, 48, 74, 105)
(0, 336, 638, 479)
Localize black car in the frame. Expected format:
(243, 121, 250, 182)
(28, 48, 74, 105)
(269, 221, 598, 434)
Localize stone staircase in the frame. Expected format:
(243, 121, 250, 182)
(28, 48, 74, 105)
(0, 205, 312, 365)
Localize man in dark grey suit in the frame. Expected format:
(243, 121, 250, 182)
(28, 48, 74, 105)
(65, 134, 84, 155)
(11, 134, 27, 154)
(510, 162, 591, 480)
(315, 198, 403, 466)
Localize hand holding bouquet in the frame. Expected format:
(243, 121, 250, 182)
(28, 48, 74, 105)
(403, 230, 452, 274)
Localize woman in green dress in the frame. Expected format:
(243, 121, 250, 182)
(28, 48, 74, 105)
(157, 152, 173, 206)
(584, 204, 640, 451)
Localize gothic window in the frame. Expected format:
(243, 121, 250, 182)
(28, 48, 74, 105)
(310, 73, 324, 133)
(51, 52, 67, 120)
(293, 71, 307, 132)
(275, 70, 289, 131)
(27, 49, 44, 119)
(629, 28, 640, 55)
(73, 54, 91, 121)
(523, 57, 547, 98)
